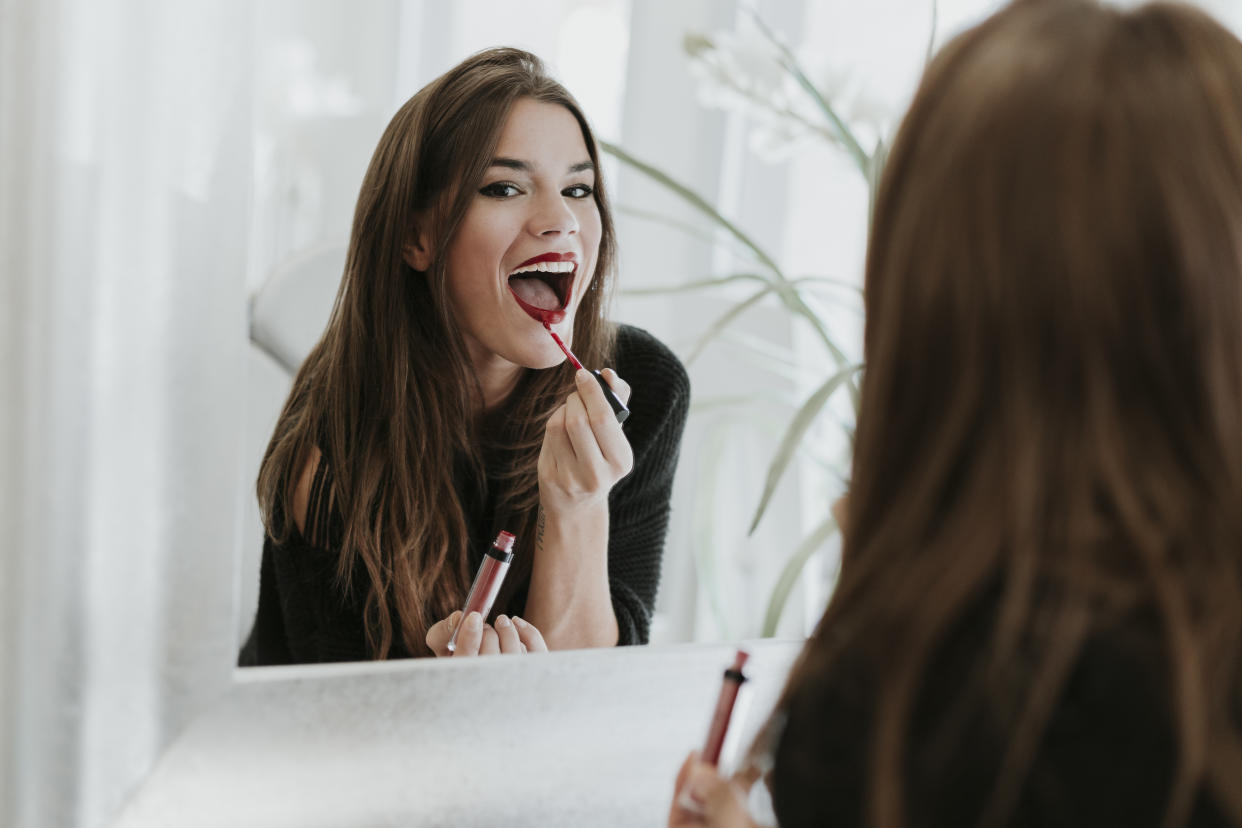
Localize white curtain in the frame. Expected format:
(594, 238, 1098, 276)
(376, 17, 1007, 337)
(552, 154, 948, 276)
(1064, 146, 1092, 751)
(0, 1, 253, 826)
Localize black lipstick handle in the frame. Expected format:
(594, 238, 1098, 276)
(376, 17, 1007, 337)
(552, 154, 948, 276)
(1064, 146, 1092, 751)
(593, 370, 630, 424)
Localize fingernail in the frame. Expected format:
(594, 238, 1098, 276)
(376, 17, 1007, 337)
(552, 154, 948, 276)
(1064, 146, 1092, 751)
(495, 614, 510, 629)
(465, 612, 482, 631)
(512, 616, 528, 628)
(575, 369, 590, 383)
(448, 611, 462, 631)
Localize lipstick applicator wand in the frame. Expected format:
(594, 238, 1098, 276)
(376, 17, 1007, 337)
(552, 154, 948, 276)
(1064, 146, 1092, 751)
(543, 323, 630, 423)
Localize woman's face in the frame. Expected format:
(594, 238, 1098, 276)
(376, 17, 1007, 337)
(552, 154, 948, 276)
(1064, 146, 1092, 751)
(442, 97, 603, 376)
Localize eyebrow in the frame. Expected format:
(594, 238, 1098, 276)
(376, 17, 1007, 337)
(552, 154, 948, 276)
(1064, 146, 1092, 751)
(489, 157, 595, 174)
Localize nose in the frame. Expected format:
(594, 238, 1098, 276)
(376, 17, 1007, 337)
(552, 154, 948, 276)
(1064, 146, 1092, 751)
(528, 190, 579, 237)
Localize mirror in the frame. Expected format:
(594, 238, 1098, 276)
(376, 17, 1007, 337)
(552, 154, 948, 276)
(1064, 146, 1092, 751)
(237, 0, 975, 658)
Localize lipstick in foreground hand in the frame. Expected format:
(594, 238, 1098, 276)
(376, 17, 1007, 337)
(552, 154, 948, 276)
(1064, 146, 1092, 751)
(701, 649, 750, 766)
(447, 530, 516, 653)
(543, 323, 630, 423)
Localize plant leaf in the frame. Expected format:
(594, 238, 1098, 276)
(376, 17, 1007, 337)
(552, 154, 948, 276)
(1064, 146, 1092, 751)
(761, 512, 839, 636)
(687, 284, 776, 364)
(925, 0, 939, 69)
(747, 12, 870, 175)
(601, 140, 786, 279)
(750, 362, 862, 533)
(773, 285, 852, 368)
(620, 272, 768, 297)
(789, 275, 864, 296)
(689, 392, 772, 414)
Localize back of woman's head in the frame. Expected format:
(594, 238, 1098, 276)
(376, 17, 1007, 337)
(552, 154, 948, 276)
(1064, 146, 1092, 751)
(773, 1, 1242, 825)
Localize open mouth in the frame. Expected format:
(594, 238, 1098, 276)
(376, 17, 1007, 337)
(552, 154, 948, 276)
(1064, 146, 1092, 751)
(507, 253, 576, 325)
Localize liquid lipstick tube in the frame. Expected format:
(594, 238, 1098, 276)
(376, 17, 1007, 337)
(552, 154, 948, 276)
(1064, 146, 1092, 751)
(701, 649, 750, 766)
(447, 530, 516, 653)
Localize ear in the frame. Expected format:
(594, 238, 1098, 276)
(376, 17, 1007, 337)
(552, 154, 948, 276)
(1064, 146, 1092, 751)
(402, 225, 433, 272)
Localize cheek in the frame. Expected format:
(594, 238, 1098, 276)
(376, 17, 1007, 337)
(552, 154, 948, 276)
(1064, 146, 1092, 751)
(581, 206, 603, 262)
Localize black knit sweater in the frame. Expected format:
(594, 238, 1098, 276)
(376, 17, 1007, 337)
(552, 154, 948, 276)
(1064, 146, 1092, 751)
(239, 324, 690, 665)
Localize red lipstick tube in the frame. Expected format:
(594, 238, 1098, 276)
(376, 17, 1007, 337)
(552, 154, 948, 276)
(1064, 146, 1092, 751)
(447, 530, 516, 653)
(701, 649, 750, 766)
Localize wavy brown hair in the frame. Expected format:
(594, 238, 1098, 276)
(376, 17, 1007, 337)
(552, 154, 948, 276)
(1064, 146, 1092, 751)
(763, 1, 1242, 825)
(257, 48, 617, 659)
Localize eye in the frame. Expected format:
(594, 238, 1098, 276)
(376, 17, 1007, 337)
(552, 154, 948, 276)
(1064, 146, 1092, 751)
(563, 184, 594, 199)
(479, 182, 522, 198)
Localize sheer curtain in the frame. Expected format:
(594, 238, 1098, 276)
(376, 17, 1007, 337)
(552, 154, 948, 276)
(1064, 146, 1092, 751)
(1, 1, 253, 826)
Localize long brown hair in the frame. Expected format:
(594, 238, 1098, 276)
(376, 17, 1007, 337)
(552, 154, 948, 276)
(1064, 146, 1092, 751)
(766, 1, 1242, 825)
(257, 48, 617, 658)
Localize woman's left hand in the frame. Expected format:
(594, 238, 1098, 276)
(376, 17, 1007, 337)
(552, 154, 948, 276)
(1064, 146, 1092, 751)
(668, 752, 760, 828)
(538, 368, 634, 516)
(425, 611, 548, 657)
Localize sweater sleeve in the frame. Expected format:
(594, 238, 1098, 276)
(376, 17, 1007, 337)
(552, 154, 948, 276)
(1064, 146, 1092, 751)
(606, 325, 691, 645)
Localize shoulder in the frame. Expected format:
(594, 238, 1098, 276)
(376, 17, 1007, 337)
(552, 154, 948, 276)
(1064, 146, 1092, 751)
(289, 445, 326, 540)
(613, 323, 690, 407)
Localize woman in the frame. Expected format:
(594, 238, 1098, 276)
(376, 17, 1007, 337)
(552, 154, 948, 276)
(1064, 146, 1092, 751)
(671, 0, 1242, 825)
(240, 48, 690, 664)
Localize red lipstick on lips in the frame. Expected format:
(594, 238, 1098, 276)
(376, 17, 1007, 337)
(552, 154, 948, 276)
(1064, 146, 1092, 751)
(507, 251, 576, 325)
(507, 251, 629, 423)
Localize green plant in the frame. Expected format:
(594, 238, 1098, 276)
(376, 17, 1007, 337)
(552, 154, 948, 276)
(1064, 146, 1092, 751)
(602, 7, 937, 636)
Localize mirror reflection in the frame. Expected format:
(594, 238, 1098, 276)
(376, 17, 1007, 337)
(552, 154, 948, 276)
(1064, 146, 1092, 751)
(239, 0, 1005, 661)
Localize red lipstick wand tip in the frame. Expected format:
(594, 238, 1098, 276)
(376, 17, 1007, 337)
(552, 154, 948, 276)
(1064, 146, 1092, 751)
(544, 322, 585, 371)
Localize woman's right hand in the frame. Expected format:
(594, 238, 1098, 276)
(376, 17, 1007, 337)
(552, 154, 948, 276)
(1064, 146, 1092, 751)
(425, 611, 548, 657)
(668, 752, 760, 828)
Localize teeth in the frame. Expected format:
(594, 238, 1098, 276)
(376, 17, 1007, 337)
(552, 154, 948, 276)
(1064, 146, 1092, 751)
(508, 260, 575, 277)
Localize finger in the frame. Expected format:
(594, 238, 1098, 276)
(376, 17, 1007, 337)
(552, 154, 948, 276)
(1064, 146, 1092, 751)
(494, 614, 523, 654)
(451, 611, 485, 657)
(511, 616, 548, 652)
(700, 779, 755, 828)
(561, 387, 602, 478)
(426, 610, 463, 656)
(599, 368, 632, 405)
(478, 625, 501, 655)
(572, 371, 633, 476)
(695, 768, 756, 828)
(669, 753, 708, 825)
(674, 751, 699, 796)
(574, 369, 623, 434)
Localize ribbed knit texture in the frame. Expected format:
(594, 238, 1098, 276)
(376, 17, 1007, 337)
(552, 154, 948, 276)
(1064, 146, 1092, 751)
(239, 323, 689, 665)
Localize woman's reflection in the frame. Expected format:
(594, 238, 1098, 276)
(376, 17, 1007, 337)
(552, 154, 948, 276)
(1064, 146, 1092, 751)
(239, 47, 689, 665)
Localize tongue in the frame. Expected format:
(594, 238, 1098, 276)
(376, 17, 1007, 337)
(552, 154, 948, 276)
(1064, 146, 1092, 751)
(508, 276, 561, 310)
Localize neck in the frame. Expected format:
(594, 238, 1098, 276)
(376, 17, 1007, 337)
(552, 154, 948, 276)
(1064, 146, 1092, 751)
(468, 345, 523, 411)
